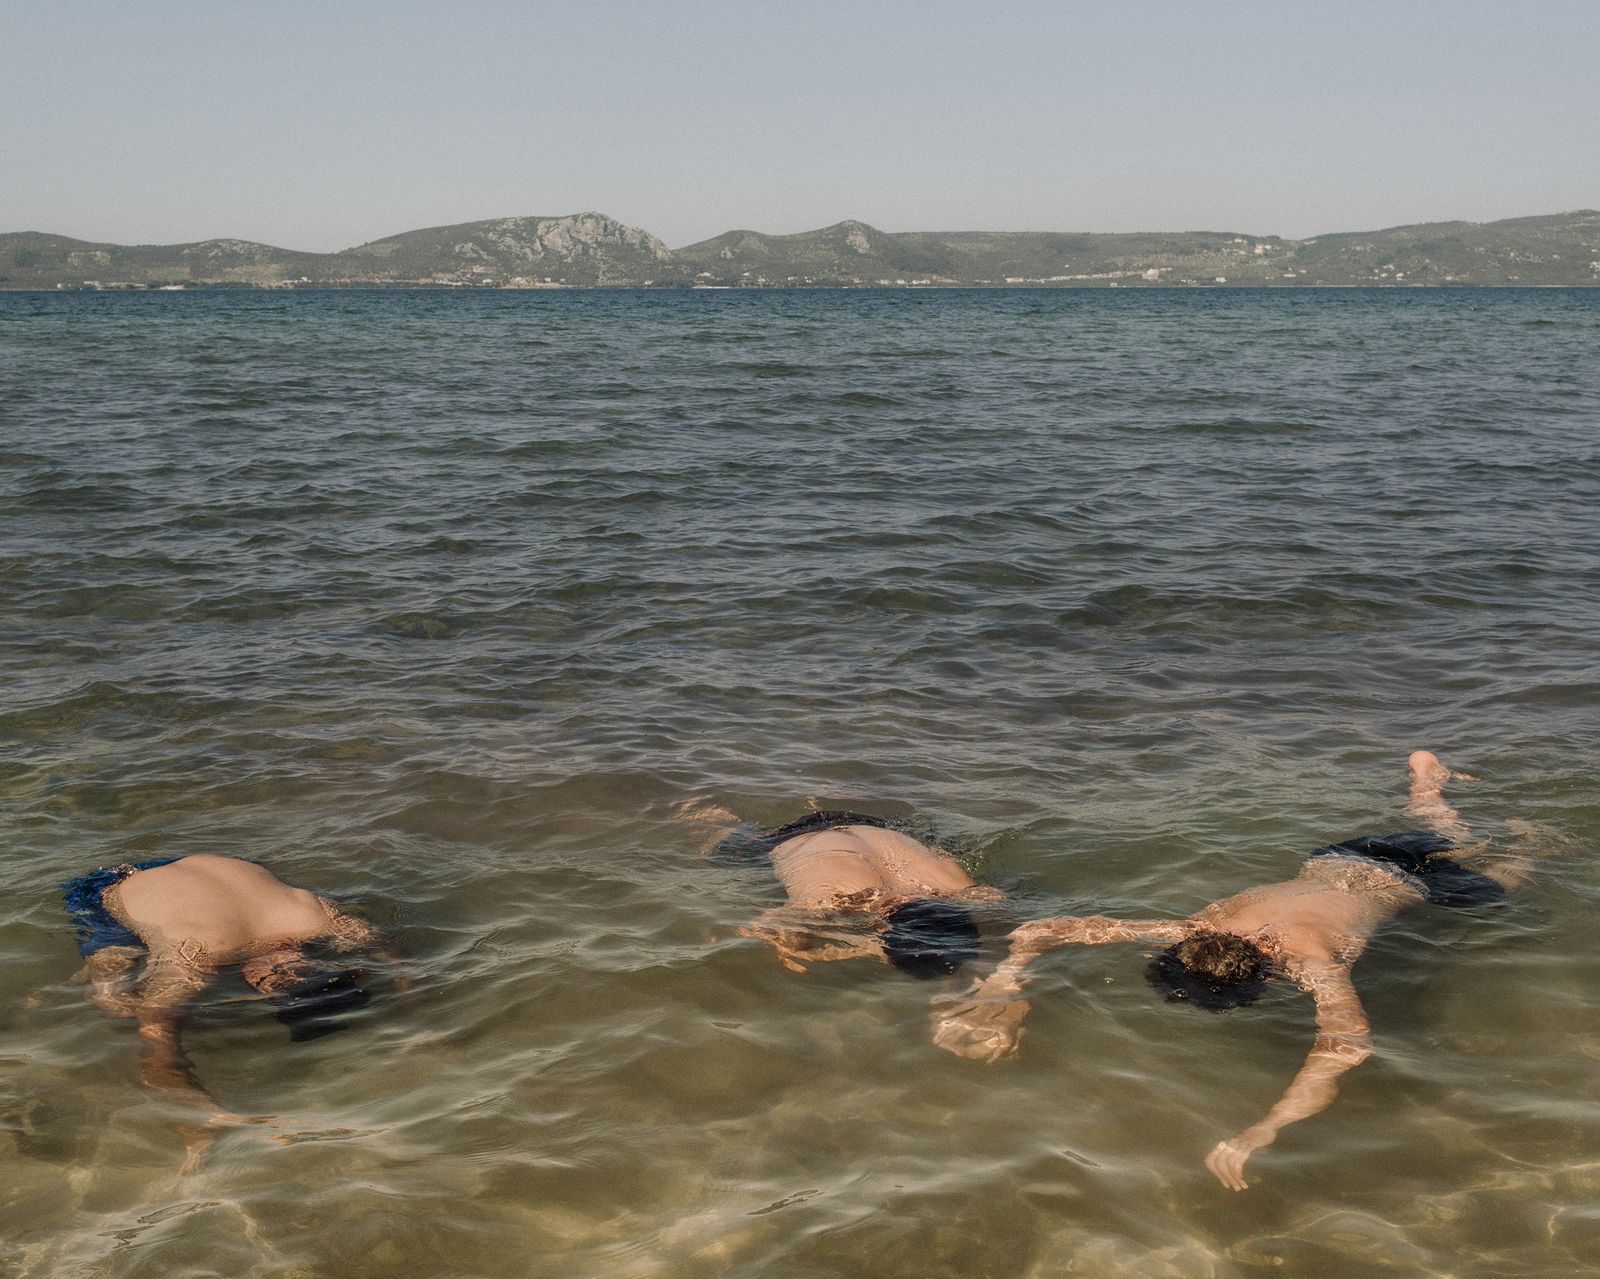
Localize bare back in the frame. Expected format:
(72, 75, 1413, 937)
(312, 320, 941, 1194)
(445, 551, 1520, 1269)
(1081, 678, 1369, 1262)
(109, 855, 336, 961)
(1197, 857, 1428, 968)
(770, 824, 976, 909)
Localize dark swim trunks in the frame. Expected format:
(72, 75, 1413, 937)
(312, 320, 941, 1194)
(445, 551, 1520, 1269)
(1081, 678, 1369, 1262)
(710, 811, 892, 868)
(61, 857, 181, 956)
(1309, 830, 1506, 907)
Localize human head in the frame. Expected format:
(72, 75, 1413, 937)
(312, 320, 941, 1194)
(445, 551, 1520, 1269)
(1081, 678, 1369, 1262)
(242, 948, 371, 1041)
(882, 899, 981, 979)
(1145, 930, 1270, 1011)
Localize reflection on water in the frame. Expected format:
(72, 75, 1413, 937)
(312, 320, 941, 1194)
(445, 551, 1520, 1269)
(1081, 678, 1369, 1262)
(2, 289, 1597, 1277)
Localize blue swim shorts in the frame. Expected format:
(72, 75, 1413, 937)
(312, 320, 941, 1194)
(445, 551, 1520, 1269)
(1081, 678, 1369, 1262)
(60, 857, 181, 957)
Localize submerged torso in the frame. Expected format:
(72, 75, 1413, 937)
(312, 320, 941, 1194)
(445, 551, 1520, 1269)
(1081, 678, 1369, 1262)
(107, 854, 336, 961)
(770, 825, 976, 910)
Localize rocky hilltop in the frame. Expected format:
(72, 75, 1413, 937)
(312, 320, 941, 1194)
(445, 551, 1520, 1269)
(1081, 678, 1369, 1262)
(3, 210, 1597, 289)
(342, 212, 675, 286)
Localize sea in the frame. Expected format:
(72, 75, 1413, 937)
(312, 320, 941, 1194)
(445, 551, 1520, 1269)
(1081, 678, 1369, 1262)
(2, 287, 1597, 1279)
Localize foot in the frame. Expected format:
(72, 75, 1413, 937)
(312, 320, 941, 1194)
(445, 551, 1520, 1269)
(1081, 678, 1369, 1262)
(1407, 750, 1476, 843)
(1408, 750, 1475, 796)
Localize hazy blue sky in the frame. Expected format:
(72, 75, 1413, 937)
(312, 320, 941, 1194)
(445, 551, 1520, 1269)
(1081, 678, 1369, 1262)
(5, 0, 1597, 250)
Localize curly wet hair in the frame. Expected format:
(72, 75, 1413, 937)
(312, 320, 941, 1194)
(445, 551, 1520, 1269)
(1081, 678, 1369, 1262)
(1145, 930, 1271, 1011)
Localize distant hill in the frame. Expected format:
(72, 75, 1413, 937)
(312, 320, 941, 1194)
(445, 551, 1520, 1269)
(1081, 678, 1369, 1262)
(3, 210, 1598, 289)
(677, 212, 1600, 287)
(0, 232, 331, 288)
(338, 212, 677, 286)
(675, 221, 1278, 285)
(0, 213, 684, 290)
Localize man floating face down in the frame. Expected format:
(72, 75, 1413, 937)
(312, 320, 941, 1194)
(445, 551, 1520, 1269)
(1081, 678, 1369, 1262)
(933, 751, 1538, 1190)
(57, 854, 410, 1171)
(684, 805, 1003, 979)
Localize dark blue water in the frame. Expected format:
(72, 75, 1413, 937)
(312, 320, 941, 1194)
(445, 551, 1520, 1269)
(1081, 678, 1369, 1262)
(3, 289, 1597, 1278)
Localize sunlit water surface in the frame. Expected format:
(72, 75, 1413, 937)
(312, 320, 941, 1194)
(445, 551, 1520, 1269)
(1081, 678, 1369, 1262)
(2, 288, 1597, 1278)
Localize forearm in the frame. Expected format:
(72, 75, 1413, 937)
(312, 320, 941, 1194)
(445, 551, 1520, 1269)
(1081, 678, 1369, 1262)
(787, 937, 884, 965)
(1252, 964, 1373, 1140)
(1206, 963, 1372, 1189)
(739, 908, 882, 972)
(138, 1018, 220, 1112)
(980, 916, 1189, 997)
(1253, 1034, 1372, 1139)
(1205, 1035, 1371, 1190)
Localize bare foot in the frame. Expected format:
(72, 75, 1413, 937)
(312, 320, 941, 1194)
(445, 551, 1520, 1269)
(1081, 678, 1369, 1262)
(1408, 750, 1476, 794)
(1407, 750, 1476, 843)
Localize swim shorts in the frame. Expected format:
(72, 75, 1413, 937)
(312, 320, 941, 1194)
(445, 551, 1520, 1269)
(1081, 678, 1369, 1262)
(61, 857, 181, 956)
(1309, 831, 1506, 907)
(710, 811, 892, 867)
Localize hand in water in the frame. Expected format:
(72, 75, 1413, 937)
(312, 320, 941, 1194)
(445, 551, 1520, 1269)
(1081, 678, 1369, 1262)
(178, 1111, 298, 1174)
(1204, 1127, 1273, 1191)
(931, 988, 1030, 1062)
(736, 921, 815, 973)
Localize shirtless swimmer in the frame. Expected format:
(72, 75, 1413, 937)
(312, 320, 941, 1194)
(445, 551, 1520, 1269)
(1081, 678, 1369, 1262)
(55, 854, 407, 1171)
(933, 751, 1536, 1190)
(687, 806, 1003, 978)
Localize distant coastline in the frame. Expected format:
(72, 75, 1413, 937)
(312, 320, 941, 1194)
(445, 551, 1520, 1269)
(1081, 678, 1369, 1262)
(3, 209, 1597, 291)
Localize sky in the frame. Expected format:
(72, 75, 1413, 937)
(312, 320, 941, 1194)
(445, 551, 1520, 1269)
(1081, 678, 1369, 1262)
(3, 0, 1597, 251)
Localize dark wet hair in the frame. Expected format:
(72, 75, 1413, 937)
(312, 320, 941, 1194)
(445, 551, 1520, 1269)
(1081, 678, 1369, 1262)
(254, 956, 372, 1042)
(1145, 931, 1270, 1011)
(882, 899, 981, 979)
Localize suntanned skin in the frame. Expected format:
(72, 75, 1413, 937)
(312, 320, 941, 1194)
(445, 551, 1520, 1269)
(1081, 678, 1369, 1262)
(933, 751, 1533, 1191)
(73, 854, 405, 1172)
(679, 802, 999, 971)
(748, 823, 999, 970)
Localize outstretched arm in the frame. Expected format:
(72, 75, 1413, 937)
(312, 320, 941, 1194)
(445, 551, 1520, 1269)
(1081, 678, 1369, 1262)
(135, 963, 210, 1101)
(738, 908, 886, 973)
(1204, 961, 1372, 1191)
(933, 916, 1191, 1062)
(133, 961, 238, 1172)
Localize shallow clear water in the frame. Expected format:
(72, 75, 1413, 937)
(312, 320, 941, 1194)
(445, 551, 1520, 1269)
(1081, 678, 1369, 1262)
(2, 288, 1597, 1278)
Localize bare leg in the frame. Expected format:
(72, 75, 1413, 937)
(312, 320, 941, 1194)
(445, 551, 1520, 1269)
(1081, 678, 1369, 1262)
(672, 797, 745, 855)
(1406, 750, 1475, 844)
(1474, 821, 1539, 893)
(1408, 750, 1538, 892)
(132, 959, 238, 1172)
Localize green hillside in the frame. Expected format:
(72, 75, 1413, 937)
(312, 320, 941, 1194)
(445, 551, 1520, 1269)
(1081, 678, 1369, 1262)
(3, 210, 1597, 289)
(675, 213, 1600, 287)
